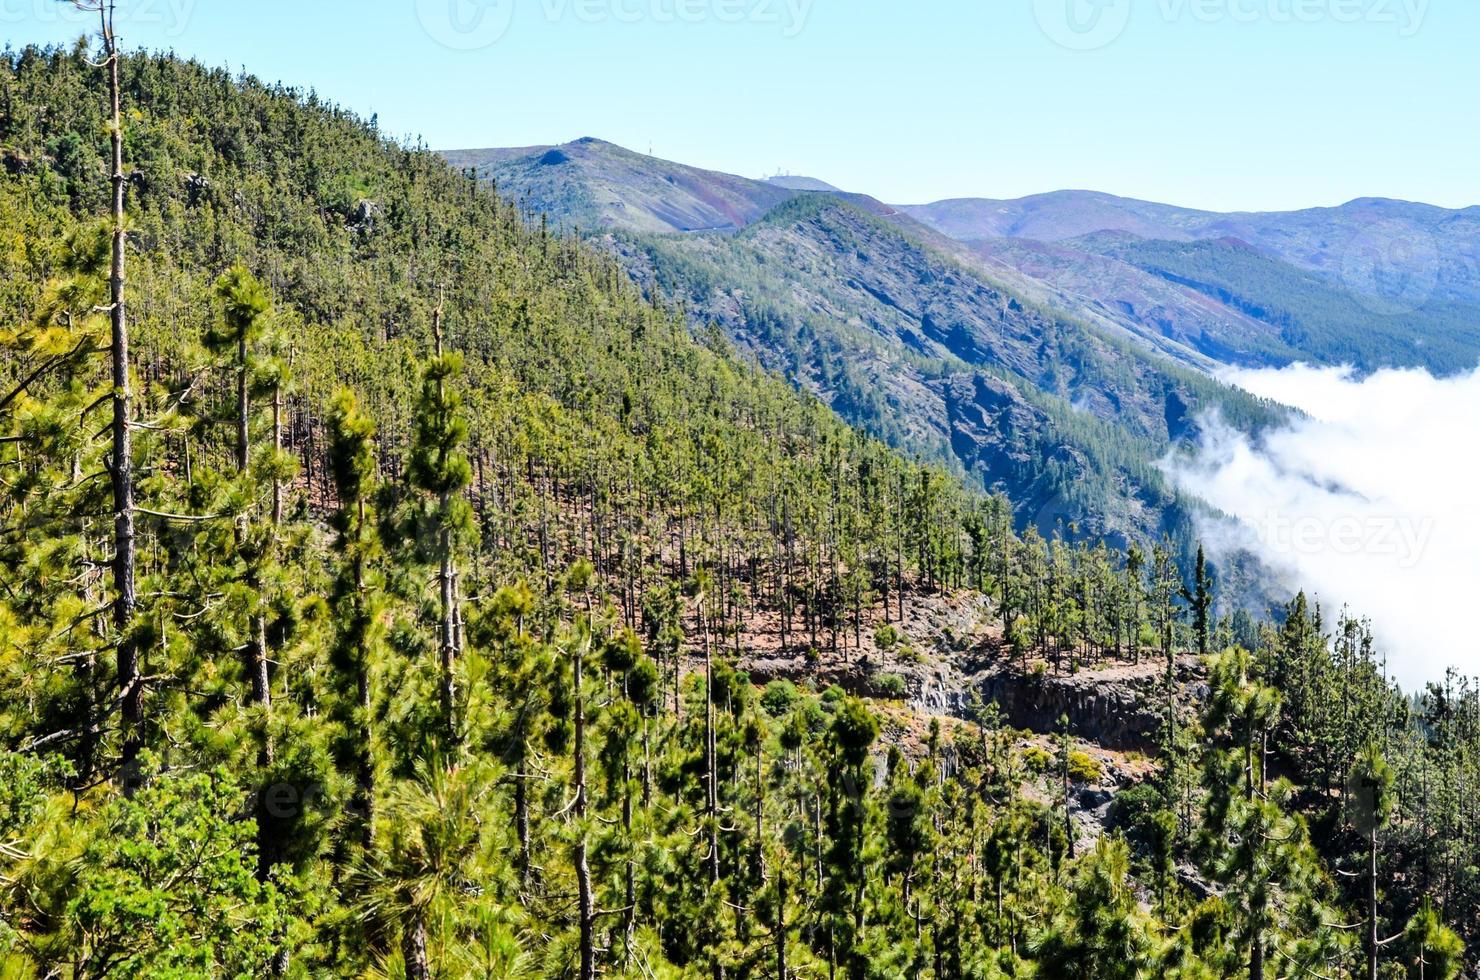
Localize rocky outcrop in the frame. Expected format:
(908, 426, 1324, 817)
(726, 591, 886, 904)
(973, 656, 1205, 752)
(350, 198, 381, 233)
(2, 146, 35, 176)
(183, 171, 212, 208)
(723, 587, 1206, 755)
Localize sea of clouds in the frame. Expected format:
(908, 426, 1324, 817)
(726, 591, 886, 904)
(1162, 362, 1480, 690)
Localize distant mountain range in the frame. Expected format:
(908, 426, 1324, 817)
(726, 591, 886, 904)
(902, 190, 1480, 303)
(441, 138, 1480, 569)
(904, 191, 1480, 371)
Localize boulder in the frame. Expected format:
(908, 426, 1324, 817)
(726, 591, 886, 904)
(350, 198, 381, 232)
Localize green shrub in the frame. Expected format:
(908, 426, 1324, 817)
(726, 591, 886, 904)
(1022, 746, 1054, 773)
(872, 673, 907, 699)
(1107, 783, 1161, 831)
(1068, 750, 1102, 784)
(1007, 616, 1032, 656)
(761, 679, 799, 717)
(801, 700, 829, 733)
(1106, 783, 1173, 855)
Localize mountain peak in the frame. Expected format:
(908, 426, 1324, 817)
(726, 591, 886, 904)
(444, 139, 794, 234)
(765, 174, 843, 193)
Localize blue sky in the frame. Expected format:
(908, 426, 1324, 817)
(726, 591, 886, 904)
(5, 0, 1476, 211)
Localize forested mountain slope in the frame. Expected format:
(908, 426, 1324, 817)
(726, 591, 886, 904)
(455, 140, 1287, 556)
(609, 194, 1285, 551)
(0, 42, 982, 975)
(2, 43, 1477, 980)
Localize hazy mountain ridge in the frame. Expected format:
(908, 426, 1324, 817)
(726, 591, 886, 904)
(905, 190, 1480, 310)
(901, 190, 1220, 244)
(452, 140, 1480, 378)
(1076, 234, 1480, 374)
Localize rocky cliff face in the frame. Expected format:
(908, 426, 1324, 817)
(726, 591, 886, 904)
(971, 657, 1205, 752)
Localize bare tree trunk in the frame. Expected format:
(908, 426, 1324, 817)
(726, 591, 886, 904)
(439, 527, 456, 743)
(403, 910, 430, 980)
(754, 738, 765, 877)
(577, 837, 595, 980)
(573, 633, 596, 980)
(354, 661, 373, 831)
(704, 599, 720, 885)
(776, 866, 788, 980)
(1246, 737, 1255, 800)
(641, 718, 652, 808)
(236, 332, 249, 471)
(236, 344, 271, 765)
(623, 759, 636, 950)
(433, 303, 459, 747)
(452, 568, 464, 656)
(271, 382, 283, 524)
(895, 478, 905, 623)
(1368, 826, 1379, 980)
(353, 498, 374, 838)
(247, 609, 272, 727)
(515, 764, 531, 886)
(814, 793, 823, 889)
(100, 1, 140, 788)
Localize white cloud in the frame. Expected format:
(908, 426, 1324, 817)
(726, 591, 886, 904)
(1162, 362, 1480, 689)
